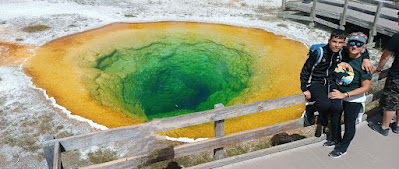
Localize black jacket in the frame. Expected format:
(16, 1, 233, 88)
(300, 44, 342, 92)
(300, 44, 370, 92)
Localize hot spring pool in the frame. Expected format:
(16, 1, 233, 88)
(24, 22, 308, 137)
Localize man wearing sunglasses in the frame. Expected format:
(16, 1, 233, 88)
(369, 11, 399, 136)
(300, 30, 373, 137)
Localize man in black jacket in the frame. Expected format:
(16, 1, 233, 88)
(300, 29, 372, 136)
(300, 30, 346, 134)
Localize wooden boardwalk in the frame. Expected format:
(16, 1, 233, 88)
(282, 0, 399, 37)
(214, 121, 399, 169)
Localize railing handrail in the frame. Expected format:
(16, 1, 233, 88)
(358, 0, 399, 11)
(282, 0, 397, 45)
(43, 69, 389, 168)
(43, 94, 306, 151)
(317, 0, 397, 22)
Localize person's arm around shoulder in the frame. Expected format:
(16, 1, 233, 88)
(361, 49, 373, 74)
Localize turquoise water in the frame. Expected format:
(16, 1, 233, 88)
(94, 38, 252, 120)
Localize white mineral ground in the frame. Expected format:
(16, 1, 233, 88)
(0, 0, 385, 168)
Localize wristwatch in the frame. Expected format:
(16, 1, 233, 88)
(376, 69, 382, 72)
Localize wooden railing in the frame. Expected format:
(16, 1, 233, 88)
(43, 70, 389, 169)
(281, 0, 399, 46)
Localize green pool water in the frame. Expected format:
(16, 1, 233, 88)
(92, 37, 252, 120)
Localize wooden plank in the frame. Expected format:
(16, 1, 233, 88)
(371, 68, 388, 83)
(366, 90, 383, 105)
(282, 0, 287, 9)
(187, 136, 326, 169)
(281, 14, 313, 21)
(43, 94, 305, 152)
(365, 70, 388, 104)
(214, 119, 225, 138)
(314, 17, 340, 29)
(324, 0, 398, 14)
(213, 103, 225, 160)
(80, 155, 147, 169)
(43, 93, 305, 152)
(346, 5, 396, 22)
(357, 0, 399, 10)
(43, 123, 155, 152)
(340, 0, 349, 30)
(81, 118, 305, 168)
(43, 135, 55, 169)
(383, 2, 399, 11)
(318, 0, 343, 8)
(152, 94, 305, 132)
(53, 142, 62, 169)
(369, 1, 383, 43)
(173, 118, 304, 157)
(285, 1, 399, 36)
(309, 0, 317, 28)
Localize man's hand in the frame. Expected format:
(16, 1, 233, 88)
(361, 59, 373, 74)
(303, 90, 311, 100)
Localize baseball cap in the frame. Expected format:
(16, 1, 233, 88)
(348, 32, 367, 43)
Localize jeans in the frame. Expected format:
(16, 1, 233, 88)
(330, 101, 362, 152)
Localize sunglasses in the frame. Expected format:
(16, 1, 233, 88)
(348, 41, 364, 47)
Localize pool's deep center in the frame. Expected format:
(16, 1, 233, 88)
(94, 40, 251, 120)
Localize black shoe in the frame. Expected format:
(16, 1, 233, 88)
(323, 140, 337, 148)
(328, 149, 347, 158)
(368, 121, 389, 136)
(390, 123, 399, 134)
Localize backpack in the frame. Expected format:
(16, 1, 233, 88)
(308, 43, 326, 66)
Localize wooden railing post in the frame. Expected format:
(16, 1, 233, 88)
(53, 142, 63, 169)
(309, 0, 317, 28)
(43, 135, 55, 169)
(339, 0, 349, 30)
(213, 103, 225, 160)
(369, 1, 383, 44)
(281, 0, 287, 10)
